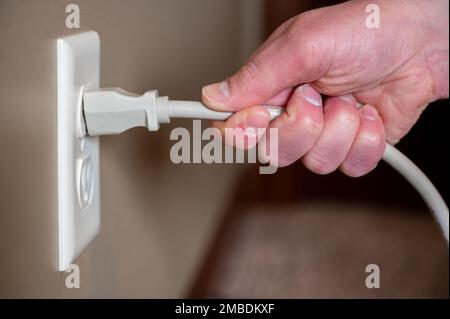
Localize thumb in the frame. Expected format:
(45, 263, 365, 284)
(202, 17, 324, 111)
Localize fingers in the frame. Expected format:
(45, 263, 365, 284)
(209, 88, 293, 150)
(212, 88, 385, 178)
(202, 16, 327, 111)
(262, 84, 324, 167)
(302, 95, 360, 174)
(340, 105, 385, 177)
(212, 106, 271, 150)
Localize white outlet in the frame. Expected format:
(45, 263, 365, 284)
(57, 31, 101, 271)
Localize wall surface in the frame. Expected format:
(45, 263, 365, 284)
(0, 0, 262, 298)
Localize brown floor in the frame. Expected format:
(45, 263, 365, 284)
(195, 202, 448, 298)
(190, 162, 449, 298)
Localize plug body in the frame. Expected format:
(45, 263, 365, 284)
(83, 88, 282, 136)
(83, 88, 169, 136)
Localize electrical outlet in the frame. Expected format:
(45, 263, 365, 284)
(57, 31, 101, 271)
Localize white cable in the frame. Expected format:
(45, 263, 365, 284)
(382, 144, 449, 243)
(168, 100, 282, 121)
(83, 89, 449, 243)
(168, 101, 449, 243)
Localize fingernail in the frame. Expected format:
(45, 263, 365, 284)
(338, 94, 355, 103)
(202, 81, 230, 104)
(361, 105, 379, 121)
(300, 84, 322, 107)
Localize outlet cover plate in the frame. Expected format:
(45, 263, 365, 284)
(57, 31, 101, 271)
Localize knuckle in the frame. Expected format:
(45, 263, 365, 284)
(358, 131, 384, 151)
(333, 106, 359, 128)
(340, 153, 380, 177)
(302, 153, 337, 175)
(340, 163, 371, 178)
(284, 17, 303, 44)
(237, 61, 262, 84)
(283, 17, 322, 70)
(341, 135, 385, 177)
(296, 113, 323, 138)
(276, 150, 297, 168)
(289, 11, 319, 39)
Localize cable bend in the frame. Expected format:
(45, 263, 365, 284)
(382, 144, 449, 243)
(169, 101, 449, 243)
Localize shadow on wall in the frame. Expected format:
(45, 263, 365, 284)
(0, 0, 263, 298)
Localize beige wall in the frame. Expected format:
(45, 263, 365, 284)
(0, 0, 262, 298)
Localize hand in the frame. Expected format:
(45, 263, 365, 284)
(201, 0, 449, 176)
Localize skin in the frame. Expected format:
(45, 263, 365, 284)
(201, 0, 449, 177)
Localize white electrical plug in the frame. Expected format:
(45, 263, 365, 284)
(82, 88, 283, 136)
(83, 88, 169, 135)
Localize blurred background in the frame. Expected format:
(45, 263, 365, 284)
(0, 0, 448, 298)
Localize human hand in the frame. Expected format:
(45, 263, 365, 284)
(202, 0, 449, 176)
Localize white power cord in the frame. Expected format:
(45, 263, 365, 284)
(83, 88, 449, 243)
(167, 100, 283, 121)
(383, 144, 449, 242)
